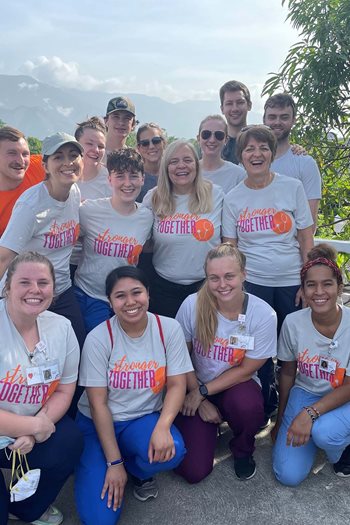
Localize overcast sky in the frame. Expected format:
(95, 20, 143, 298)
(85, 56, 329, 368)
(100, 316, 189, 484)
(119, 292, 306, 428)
(1, 1, 299, 112)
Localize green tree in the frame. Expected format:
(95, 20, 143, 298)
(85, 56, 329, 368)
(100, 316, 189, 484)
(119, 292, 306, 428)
(0, 119, 6, 128)
(263, 0, 350, 241)
(27, 136, 42, 154)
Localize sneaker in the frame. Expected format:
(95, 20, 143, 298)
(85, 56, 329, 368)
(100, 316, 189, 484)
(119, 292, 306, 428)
(8, 506, 63, 525)
(133, 478, 159, 501)
(234, 456, 256, 480)
(259, 417, 271, 432)
(333, 446, 350, 477)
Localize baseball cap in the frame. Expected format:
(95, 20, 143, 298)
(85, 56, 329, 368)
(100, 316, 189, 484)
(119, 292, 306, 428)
(42, 132, 84, 156)
(106, 96, 136, 116)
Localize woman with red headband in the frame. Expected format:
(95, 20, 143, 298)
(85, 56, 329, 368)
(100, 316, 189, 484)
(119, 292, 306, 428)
(272, 243, 350, 486)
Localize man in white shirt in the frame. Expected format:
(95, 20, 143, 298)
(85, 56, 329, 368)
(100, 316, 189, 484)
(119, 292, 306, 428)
(263, 93, 322, 230)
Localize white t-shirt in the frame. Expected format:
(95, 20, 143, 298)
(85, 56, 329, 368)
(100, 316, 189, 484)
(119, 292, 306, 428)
(0, 299, 79, 416)
(78, 312, 193, 421)
(74, 198, 153, 302)
(0, 182, 80, 296)
(143, 184, 224, 284)
(222, 174, 313, 286)
(278, 306, 350, 395)
(201, 161, 246, 195)
(71, 167, 113, 266)
(176, 292, 277, 385)
(271, 148, 322, 200)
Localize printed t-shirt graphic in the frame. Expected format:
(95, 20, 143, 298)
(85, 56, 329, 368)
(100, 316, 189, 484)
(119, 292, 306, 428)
(0, 301, 79, 416)
(143, 184, 224, 285)
(74, 198, 153, 302)
(278, 306, 350, 394)
(0, 183, 80, 295)
(78, 313, 193, 421)
(222, 174, 314, 287)
(176, 292, 277, 385)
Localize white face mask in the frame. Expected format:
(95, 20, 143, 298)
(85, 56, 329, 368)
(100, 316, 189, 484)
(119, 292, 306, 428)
(0, 435, 15, 450)
(9, 450, 41, 502)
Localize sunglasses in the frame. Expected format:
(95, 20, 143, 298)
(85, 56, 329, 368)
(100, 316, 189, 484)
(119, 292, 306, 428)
(200, 130, 226, 141)
(138, 137, 163, 147)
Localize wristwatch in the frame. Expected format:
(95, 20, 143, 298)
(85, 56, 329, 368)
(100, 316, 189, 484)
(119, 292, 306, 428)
(199, 384, 208, 398)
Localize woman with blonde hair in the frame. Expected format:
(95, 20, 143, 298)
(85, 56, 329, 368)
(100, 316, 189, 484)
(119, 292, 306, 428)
(198, 114, 246, 194)
(174, 243, 277, 482)
(143, 139, 224, 318)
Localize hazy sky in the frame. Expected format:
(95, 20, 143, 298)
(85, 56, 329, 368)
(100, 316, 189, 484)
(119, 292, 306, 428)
(1, 1, 299, 112)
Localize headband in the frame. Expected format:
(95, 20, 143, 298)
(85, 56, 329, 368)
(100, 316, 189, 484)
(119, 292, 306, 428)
(300, 257, 343, 285)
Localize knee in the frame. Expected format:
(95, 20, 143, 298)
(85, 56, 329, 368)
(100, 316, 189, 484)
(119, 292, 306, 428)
(77, 504, 122, 525)
(312, 424, 332, 451)
(177, 460, 213, 484)
(273, 459, 307, 487)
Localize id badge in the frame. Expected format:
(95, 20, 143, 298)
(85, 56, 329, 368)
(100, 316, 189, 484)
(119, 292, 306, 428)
(319, 355, 337, 374)
(229, 334, 255, 350)
(40, 359, 60, 384)
(25, 366, 42, 386)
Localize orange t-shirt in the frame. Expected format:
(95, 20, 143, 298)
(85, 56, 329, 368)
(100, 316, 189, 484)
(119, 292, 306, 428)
(0, 154, 45, 236)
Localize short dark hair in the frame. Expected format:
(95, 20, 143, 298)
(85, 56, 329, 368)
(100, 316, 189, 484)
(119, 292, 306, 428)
(0, 126, 26, 143)
(105, 266, 149, 299)
(107, 148, 144, 175)
(74, 116, 106, 141)
(219, 80, 251, 106)
(235, 125, 277, 163)
(264, 93, 297, 118)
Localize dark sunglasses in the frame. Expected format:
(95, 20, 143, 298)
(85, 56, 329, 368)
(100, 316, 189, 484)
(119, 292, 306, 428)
(200, 130, 226, 141)
(138, 137, 163, 147)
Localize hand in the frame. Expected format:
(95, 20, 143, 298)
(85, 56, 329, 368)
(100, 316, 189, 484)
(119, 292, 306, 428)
(181, 388, 203, 417)
(295, 287, 307, 308)
(198, 399, 222, 424)
(290, 143, 307, 156)
(34, 411, 56, 443)
(9, 435, 35, 454)
(101, 463, 127, 511)
(148, 425, 175, 464)
(286, 410, 313, 447)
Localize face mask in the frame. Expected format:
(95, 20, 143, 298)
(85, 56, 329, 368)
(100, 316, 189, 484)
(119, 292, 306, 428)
(0, 436, 15, 450)
(9, 450, 41, 502)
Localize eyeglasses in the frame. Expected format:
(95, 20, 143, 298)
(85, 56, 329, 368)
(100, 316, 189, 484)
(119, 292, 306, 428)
(200, 130, 226, 141)
(138, 137, 163, 147)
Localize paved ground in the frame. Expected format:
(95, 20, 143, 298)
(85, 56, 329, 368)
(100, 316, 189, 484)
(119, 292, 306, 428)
(8, 422, 350, 525)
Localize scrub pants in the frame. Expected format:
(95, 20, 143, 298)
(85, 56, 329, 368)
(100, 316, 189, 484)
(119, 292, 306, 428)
(74, 286, 113, 333)
(0, 416, 83, 525)
(175, 379, 264, 483)
(75, 411, 186, 525)
(273, 386, 350, 487)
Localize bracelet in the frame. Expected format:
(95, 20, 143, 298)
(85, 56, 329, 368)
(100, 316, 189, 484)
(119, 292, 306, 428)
(106, 458, 124, 468)
(303, 406, 319, 424)
(311, 406, 321, 418)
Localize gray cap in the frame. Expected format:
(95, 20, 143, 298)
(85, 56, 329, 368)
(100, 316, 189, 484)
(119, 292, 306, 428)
(42, 132, 84, 156)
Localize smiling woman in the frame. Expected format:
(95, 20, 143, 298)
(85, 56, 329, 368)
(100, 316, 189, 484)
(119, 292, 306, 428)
(143, 139, 224, 318)
(0, 252, 83, 525)
(73, 148, 153, 332)
(0, 132, 86, 359)
(273, 243, 350, 486)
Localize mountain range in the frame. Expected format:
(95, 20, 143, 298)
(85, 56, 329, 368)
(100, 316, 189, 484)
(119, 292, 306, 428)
(0, 74, 261, 139)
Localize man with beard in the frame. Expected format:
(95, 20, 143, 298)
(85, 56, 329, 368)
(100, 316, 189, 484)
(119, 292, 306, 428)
(263, 93, 321, 230)
(219, 80, 252, 165)
(0, 126, 44, 237)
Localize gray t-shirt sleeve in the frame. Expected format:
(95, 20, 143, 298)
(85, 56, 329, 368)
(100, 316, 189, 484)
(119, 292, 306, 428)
(161, 316, 193, 376)
(79, 326, 110, 387)
(277, 317, 297, 362)
(60, 322, 80, 384)
(0, 201, 36, 252)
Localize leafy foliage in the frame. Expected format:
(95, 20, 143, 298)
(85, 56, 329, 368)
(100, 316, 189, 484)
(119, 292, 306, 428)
(27, 136, 42, 154)
(263, 0, 350, 241)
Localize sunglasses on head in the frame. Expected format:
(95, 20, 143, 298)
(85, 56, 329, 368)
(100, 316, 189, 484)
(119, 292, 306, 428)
(200, 130, 226, 141)
(138, 137, 163, 147)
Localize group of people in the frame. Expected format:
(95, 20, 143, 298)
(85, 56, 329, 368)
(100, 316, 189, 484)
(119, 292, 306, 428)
(0, 78, 349, 525)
